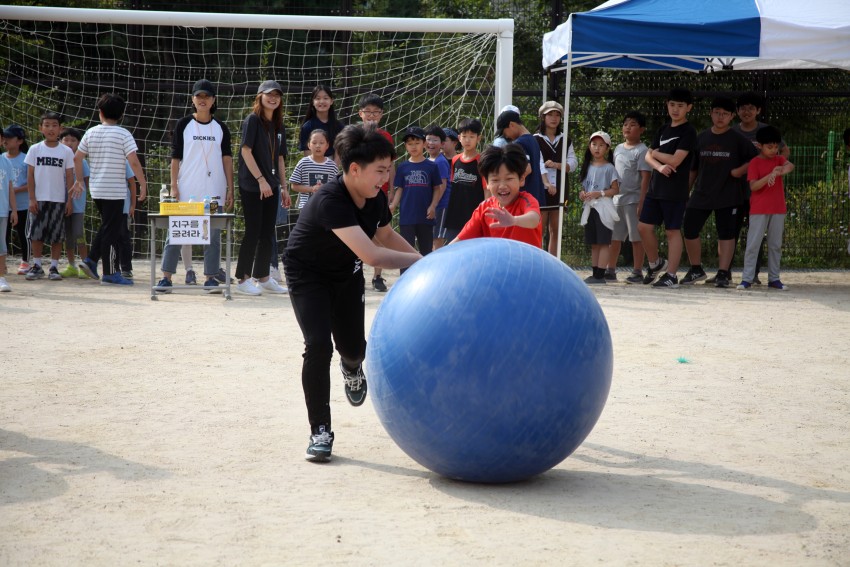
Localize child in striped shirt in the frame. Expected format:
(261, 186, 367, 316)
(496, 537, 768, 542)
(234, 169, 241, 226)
(289, 129, 339, 210)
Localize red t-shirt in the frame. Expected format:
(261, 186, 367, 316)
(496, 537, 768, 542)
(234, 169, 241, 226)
(379, 128, 393, 193)
(456, 191, 542, 247)
(747, 155, 787, 214)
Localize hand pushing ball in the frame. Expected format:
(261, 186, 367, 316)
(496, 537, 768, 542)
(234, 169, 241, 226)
(367, 238, 613, 483)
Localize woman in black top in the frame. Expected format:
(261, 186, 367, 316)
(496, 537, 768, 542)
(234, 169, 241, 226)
(284, 124, 421, 462)
(236, 80, 290, 295)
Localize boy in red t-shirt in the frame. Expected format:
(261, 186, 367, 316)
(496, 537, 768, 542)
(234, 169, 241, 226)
(455, 143, 542, 247)
(737, 125, 795, 291)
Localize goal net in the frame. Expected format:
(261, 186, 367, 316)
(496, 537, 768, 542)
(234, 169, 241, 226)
(0, 7, 512, 265)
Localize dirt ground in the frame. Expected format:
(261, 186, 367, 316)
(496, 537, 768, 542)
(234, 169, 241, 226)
(2, 260, 849, 566)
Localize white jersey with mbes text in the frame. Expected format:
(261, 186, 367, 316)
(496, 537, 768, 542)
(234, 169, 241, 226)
(79, 124, 139, 200)
(172, 115, 232, 203)
(24, 141, 75, 203)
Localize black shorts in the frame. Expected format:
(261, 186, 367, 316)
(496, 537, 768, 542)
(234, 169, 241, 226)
(26, 201, 66, 245)
(683, 206, 740, 240)
(639, 195, 686, 230)
(583, 208, 613, 245)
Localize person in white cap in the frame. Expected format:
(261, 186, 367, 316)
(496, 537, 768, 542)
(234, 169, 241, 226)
(578, 131, 619, 284)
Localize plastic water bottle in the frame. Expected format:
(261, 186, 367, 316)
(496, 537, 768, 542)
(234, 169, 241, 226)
(203, 195, 211, 214)
(159, 184, 169, 202)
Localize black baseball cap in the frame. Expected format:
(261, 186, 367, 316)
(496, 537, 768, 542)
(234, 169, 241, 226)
(3, 125, 25, 139)
(403, 126, 426, 141)
(192, 79, 216, 97)
(258, 80, 283, 94)
(443, 127, 459, 141)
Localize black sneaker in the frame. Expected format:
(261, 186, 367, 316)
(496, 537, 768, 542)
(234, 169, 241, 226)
(625, 270, 643, 284)
(715, 271, 730, 288)
(25, 264, 45, 280)
(341, 361, 368, 406)
(583, 275, 607, 285)
(642, 257, 668, 284)
(372, 276, 388, 292)
(651, 273, 679, 288)
(305, 425, 334, 462)
(753, 275, 762, 285)
(604, 269, 617, 281)
(681, 267, 707, 285)
(48, 266, 62, 281)
(185, 269, 197, 285)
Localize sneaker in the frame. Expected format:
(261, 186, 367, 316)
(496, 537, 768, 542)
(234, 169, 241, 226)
(681, 267, 707, 285)
(372, 276, 388, 292)
(17, 262, 30, 275)
(154, 278, 173, 293)
(235, 279, 262, 296)
(583, 275, 607, 285)
(625, 270, 643, 284)
(642, 257, 668, 284)
(185, 269, 197, 285)
(305, 425, 334, 462)
(604, 269, 617, 281)
(101, 273, 134, 285)
(715, 271, 731, 288)
(214, 268, 228, 284)
(0, 277, 11, 292)
(768, 279, 789, 290)
(259, 277, 288, 294)
(736, 281, 752, 290)
(59, 265, 79, 278)
(753, 275, 762, 285)
(269, 264, 282, 283)
(48, 266, 62, 281)
(25, 264, 45, 280)
(79, 258, 99, 280)
(341, 361, 368, 407)
(651, 273, 679, 288)
(121, 270, 133, 279)
(203, 277, 222, 293)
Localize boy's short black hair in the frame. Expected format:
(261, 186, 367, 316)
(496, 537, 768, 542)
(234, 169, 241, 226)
(667, 88, 693, 105)
(623, 111, 646, 127)
(737, 91, 764, 109)
(40, 111, 62, 125)
(711, 97, 736, 113)
(457, 118, 483, 135)
(755, 125, 782, 145)
(496, 110, 522, 131)
(60, 127, 84, 141)
(424, 125, 445, 141)
(97, 93, 126, 121)
(478, 143, 528, 180)
(358, 93, 384, 110)
(842, 127, 850, 147)
(334, 123, 396, 173)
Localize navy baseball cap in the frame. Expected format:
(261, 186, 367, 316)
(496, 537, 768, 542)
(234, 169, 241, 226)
(403, 126, 426, 141)
(443, 128, 459, 140)
(3, 125, 25, 138)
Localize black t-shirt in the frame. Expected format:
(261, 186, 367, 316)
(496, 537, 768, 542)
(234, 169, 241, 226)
(298, 117, 346, 158)
(237, 113, 287, 192)
(283, 174, 391, 285)
(648, 121, 698, 202)
(445, 154, 486, 230)
(689, 128, 758, 210)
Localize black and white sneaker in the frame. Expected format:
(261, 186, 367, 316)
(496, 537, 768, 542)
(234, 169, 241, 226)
(642, 257, 668, 284)
(25, 264, 45, 280)
(341, 362, 368, 406)
(681, 267, 707, 285)
(305, 425, 334, 462)
(651, 273, 679, 288)
(48, 266, 63, 281)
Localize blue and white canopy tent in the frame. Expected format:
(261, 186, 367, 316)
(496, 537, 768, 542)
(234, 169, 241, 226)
(541, 0, 850, 258)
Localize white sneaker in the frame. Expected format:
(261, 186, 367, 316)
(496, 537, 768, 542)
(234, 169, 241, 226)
(259, 277, 288, 294)
(235, 279, 262, 296)
(269, 264, 282, 283)
(0, 277, 10, 292)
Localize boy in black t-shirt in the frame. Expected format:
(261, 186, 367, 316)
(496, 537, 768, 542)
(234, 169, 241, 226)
(283, 124, 421, 463)
(639, 88, 698, 288)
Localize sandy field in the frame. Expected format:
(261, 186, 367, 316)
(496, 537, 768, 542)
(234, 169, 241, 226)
(2, 260, 849, 566)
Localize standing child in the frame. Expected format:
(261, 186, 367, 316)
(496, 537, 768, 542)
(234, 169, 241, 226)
(578, 131, 620, 285)
(283, 124, 421, 462)
(357, 93, 394, 292)
(24, 112, 76, 281)
(3, 125, 30, 274)
(639, 88, 698, 288)
(455, 143, 541, 246)
(608, 111, 651, 283)
(737, 126, 794, 290)
(424, 125, 450, 249)
(59, 128, 91, 279)
(299, 85, 345, 160)
(444, 118, 487, 243)
(496, 107, 549, 214)
(0, 130, 17, 292)
(389, 126, 442, 263)
(290, 129, 338, 211)
(75, 94, 147, 285)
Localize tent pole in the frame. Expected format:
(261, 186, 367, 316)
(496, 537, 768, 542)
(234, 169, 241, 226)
(556, 50, 573, 263)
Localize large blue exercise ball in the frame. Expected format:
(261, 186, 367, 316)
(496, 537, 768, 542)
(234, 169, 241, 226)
(366, 238, 613, 483)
